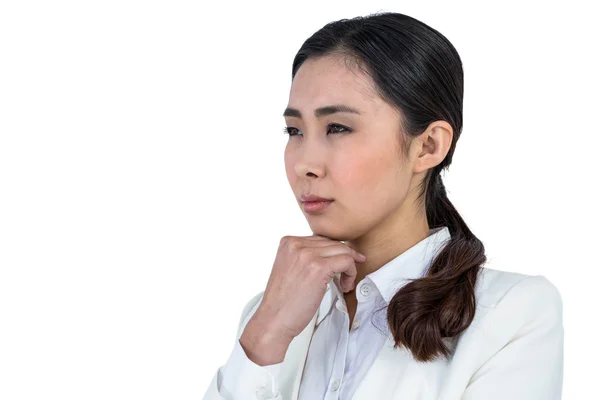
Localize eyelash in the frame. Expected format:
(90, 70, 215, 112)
(283, 123, 352, 137)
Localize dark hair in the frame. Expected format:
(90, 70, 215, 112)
(291, 12, 486, 362)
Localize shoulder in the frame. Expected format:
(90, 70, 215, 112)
(475, 267, 562, 308)
(472, 267, 563, 341)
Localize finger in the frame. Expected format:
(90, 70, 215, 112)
(332, 240, 367, 261)
(301, 234, 337, 241)
(316, 242, 367, 263)
(293, 237, 347, 249)
(324, 254, 358, 292)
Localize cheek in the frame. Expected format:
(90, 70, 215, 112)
(336, 156, 375, 195)
(335, 149, 390, 192)
(334, 148, 406, 212)
(283, 146, 296, 184)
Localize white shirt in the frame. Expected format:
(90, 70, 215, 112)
(218, 226, 453, 400)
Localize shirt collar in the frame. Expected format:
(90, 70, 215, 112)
(316, 226, 451, 326)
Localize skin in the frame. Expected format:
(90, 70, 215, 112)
(283, 54, 453, 325)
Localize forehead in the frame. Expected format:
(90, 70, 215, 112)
(288, 54, 383, 112)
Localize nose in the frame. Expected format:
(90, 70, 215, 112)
(293, 140, 326, 179)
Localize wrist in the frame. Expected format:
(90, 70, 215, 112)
(239, 313, 293, 366)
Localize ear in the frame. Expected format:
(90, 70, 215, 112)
(412, 120, 453, 174)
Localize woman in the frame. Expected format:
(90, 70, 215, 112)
(203, 11, 563, 400)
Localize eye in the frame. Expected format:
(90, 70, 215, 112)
(326, 123, 352, 134)
(283, 126, 302, 136)
(282, 123, 352, 137)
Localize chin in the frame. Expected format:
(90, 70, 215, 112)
(308, 222, 361, 242)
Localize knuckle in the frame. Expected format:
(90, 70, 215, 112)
(288, 238, 302, 252)
(336, 252, 352, 263)
(297, 247, 312, 260)
(345, 246, 356, 256)
(307, 256, 325, 270)
(281, 236, 301, 251)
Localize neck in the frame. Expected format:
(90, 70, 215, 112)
(344, 210, 430, 286)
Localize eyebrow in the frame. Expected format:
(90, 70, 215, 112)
(283, 104, 361, 118)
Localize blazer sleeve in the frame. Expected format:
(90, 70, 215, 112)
(202, 291, 284, 400)
(462, 274, 564, 400)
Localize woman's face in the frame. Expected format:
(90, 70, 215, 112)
(284, 54, 418, 241)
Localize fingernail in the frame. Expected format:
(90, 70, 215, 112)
(359, 253, 367, 260)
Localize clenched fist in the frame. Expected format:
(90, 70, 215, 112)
(239, 234, 367, 366)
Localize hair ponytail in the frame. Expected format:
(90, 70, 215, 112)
(291, 11, 487, 362)
(386, 166, 486, 362)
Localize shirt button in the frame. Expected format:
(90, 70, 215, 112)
(351, 318, 361, 330)
(331, 379, 341, 391)
(359, 283, 371, 297)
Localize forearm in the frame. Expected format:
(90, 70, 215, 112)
(239, 312, 294, 366)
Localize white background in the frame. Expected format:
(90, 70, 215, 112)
(1, 0, 598, 398)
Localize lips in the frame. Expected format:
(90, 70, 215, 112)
(300, 194, 333, 202)
(302, 199, 333, 213)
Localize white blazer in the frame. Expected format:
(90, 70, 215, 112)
(203, 267, 564, 399)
